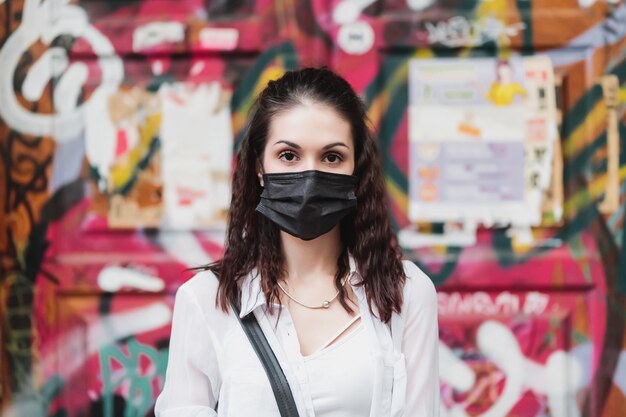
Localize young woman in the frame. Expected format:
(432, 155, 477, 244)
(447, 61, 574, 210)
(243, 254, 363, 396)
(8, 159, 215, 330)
(154, 67, 439, 417)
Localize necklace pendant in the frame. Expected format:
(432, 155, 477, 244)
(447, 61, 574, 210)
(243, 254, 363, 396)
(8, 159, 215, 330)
(322, 300, 330, 308)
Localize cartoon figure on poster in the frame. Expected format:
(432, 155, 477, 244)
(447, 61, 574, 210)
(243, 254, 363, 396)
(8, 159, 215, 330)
(487, 59, 527, 107)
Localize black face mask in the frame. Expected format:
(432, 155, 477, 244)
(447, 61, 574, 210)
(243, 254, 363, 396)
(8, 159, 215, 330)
(255, 170, 357, 241)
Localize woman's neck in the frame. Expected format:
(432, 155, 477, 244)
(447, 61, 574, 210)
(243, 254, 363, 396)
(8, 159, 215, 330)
(280, 225, 342, 284)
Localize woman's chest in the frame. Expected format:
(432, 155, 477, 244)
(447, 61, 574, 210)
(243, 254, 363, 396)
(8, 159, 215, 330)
(214, 308, 406, 417)
(303, 325, 374, 416)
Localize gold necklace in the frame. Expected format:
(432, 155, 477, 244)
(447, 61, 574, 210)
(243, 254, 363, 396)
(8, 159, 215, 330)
(277, 274, 350, 309)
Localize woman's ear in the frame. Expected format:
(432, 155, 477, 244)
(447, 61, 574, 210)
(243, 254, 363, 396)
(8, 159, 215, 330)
(256, 159, 264, 187)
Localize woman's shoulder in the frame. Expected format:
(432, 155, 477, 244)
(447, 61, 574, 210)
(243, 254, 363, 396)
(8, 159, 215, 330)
(180, 268, 219, 296)
(176, 268, 222, 315)
(400, 259, 437, 313)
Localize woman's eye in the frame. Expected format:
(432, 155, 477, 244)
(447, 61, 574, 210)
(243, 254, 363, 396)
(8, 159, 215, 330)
(324, 153, 343, 164)
(278, 151, 298, 162)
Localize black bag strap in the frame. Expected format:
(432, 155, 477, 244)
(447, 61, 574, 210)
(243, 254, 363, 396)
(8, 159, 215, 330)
(229, 291, 300, 417)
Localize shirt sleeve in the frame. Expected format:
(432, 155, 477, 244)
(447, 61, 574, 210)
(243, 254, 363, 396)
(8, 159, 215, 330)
(154, 283, 220, 417)
(402, 261, 440, 417)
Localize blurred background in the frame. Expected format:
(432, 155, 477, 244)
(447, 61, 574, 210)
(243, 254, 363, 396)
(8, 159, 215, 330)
(1, 0, 625, 416)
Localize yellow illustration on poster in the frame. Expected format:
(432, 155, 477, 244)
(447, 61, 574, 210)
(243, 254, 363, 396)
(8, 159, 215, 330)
(407, 56, 558, 232)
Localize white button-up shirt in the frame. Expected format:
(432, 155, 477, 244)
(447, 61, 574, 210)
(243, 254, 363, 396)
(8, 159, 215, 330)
(154, 258, 439, 417)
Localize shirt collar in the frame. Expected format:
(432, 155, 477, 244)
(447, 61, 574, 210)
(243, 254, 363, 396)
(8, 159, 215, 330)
(239, 253, 360, 318)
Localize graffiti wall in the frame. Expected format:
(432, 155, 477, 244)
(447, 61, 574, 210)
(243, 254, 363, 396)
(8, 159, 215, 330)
(0, 0, 624, 416)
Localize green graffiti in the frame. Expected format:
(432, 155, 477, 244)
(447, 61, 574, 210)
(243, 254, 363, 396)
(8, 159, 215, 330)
(99, 338, 168, 417)
(5, 272, 34, 395)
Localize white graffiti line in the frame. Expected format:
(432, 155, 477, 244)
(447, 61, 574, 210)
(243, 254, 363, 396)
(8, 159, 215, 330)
(87, 303, 172, 352)
(406, 0, 435, 12)
(97, 266, 165, 292)
(22, 47, 68, 101)
(438, 291, 548, 316)
(439, 342, 475, 392)
(425, 16, 525, 48)
(522, 291, 549, 315)
(333, 0, 378, 55)
(439, 320, 584, 417)
(39, 302, 171, 383)
(54, 62, 88, 114)
(578, 0, 598, 7)
(332, 0, 377, 25)
(132, 21, 185, 52)
(84, 88, 116, 188)
(544, 351, 584, 417)
(0, 0, 123, 142)
(476, 321, 525, 417)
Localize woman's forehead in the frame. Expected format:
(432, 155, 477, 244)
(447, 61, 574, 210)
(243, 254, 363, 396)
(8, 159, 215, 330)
(267, 103, 353, 148)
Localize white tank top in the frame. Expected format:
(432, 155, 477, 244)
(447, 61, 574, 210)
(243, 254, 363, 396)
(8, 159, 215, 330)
(302, 316, 374, 416)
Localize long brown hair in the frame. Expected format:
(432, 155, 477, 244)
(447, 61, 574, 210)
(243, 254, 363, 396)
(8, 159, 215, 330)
(203, 67, 406, 323)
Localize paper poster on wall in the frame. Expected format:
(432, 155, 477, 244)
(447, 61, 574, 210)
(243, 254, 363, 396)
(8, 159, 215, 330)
(158, 82, 232, 230)
(85, 86, 165, 229)
(84, 81, 233, 230)
(407, 56, 557, 232)
(524, 57, 561, 226)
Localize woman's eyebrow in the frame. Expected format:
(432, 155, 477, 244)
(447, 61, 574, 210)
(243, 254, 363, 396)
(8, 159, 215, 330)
(274, 140, 301, 148)
(323, 142, 350, 150)
(273, 140, 350, 150)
